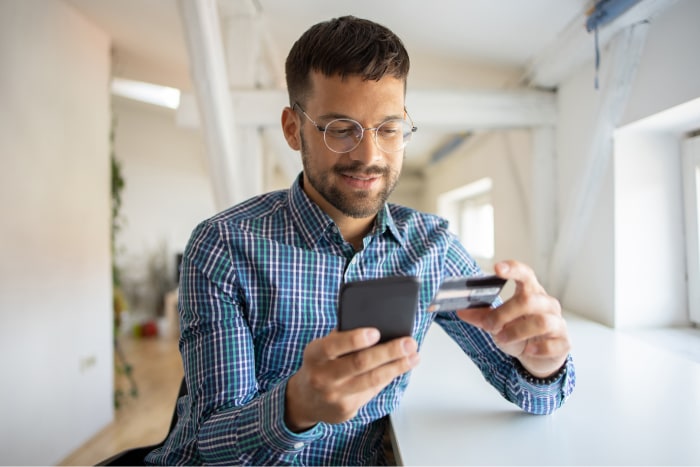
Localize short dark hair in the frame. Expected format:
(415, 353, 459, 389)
(284, 15, 410, 106)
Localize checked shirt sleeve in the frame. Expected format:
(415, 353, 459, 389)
(437, 314, 575, 415)
(177, 221, 324, 465)
(435, 234, 576, 415)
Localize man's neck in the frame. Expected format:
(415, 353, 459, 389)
(334, 216, 374, 251)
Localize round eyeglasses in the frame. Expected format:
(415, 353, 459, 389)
(293, 103, 417, 154)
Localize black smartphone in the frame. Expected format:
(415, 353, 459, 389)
(427, 274, 506, 312)
(337, 276, 420, 343)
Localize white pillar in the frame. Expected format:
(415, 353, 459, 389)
(224, 11, 264, 197)
(178, 0, 243, 210)
(531, 126, 557, 289)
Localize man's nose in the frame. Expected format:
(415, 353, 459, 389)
(348, 129, 382, 164)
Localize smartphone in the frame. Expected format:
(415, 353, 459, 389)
(427, 274, 506, 313)
(337, 276, 420, 343)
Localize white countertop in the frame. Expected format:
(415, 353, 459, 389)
(390, 313, 700, 466)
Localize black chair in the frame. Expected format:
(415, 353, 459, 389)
(96, 377, 187, 466)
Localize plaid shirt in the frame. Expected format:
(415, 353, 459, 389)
(147, 176, 575, 466)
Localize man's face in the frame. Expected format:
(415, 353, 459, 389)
(292, 72, 406, 220)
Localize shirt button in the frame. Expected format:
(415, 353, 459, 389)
(293, 441, 304, 449)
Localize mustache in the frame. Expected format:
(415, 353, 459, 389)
(332, 161, 388, 176)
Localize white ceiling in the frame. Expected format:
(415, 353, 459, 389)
(257, 0, 590, 69)
(66, 0, 591, 90)
(65, 0, 596, 172)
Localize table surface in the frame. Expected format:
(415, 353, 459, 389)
(389, 313, 700, 466)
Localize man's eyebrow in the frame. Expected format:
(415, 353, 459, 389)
(316, 111, 349, 121)
(317, 111, 405, 123)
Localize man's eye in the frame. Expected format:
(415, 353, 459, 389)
(327, 127, 356, 138)
(378, 123, 402, 136)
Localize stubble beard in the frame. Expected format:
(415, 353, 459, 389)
(299, 133, 401, 219)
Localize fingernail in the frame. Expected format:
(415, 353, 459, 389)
(365, 328, 380, 342)
(402, 339, 417, 355)
(408, 353, 420, 365)
(497, 262, 509, 273)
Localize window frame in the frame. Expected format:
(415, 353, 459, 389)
(682, 133, 700, 325)
(437, 177, 495, 270)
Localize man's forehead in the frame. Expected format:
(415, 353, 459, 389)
(307, 71, 405, 99)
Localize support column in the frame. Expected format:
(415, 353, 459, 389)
(531, 126, 557, 289)
(224, 10, 264, 197)
(177, 0, 243, 210)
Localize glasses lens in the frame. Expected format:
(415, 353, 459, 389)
(376, 119, 413, 152)
(323, 119, 363, 153)
(321, 118, 415, 153)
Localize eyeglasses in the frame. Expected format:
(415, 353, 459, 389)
(293, 102, 417, 154)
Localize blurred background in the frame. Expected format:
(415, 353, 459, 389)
(1, 0, 699, 464)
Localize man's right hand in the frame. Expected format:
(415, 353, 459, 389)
(284, 328, 420, 432)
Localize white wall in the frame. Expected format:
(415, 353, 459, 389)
(112, 97, 216, 318)
(614, 131, 686, 328)
(0, 1, 113, 464)
(555, 57, 616, 325)
(422, 130, 535, 270)
(621, 0, 700, 127)
(415, 1, 700, 329)
(555, 0, 700, 326)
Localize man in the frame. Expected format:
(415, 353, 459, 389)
(147, 15, 575, 466)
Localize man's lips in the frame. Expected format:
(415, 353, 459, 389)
(339, 171, 382, 189)
(343, 173, 378, 181)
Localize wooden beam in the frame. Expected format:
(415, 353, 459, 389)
(408, 89, 557, 129)
(177, 0, 244, 209)
(531, 126, 557, 289)
(524, 0, 677, 88)
(176, 88, 557, 129)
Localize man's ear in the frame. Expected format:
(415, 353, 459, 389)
(281, 107, 301, 151)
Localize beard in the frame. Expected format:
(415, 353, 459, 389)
(300, 132, 401, 219)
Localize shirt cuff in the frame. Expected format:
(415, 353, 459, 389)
(258, 379, 325, 453)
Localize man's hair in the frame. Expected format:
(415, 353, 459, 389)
(285, 15, 410, 106)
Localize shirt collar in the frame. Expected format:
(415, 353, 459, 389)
(288, 174, 335, 248)
(287, 173, 406, 249)
(371, 202, 406, 247)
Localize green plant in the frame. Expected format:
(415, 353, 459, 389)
(110, 114, 137, 408)
(111, 115, 126, 289)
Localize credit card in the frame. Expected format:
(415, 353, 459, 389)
(427, 275, 506, 312)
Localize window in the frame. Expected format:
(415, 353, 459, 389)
(438, 178, 495, 267)
(457, 194, 494, 259)
(613, 98, 700, 329)
(682, 132, 700, 325)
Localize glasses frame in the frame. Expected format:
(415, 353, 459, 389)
(292, 102, 417, 154)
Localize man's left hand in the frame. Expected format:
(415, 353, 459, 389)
(456, 260, 570, 378)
